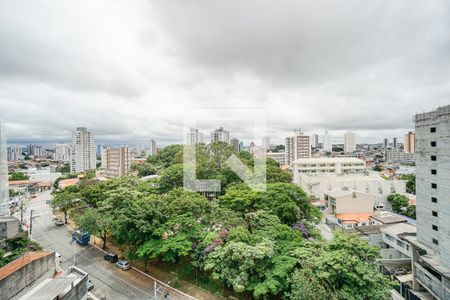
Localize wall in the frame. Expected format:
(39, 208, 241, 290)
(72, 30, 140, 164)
(0, 252, 55, 300)
(334, 192, 374, 214)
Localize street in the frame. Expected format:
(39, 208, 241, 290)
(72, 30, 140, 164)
(19, 190, 184, 300)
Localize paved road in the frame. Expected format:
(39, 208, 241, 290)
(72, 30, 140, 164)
(315, 222, 334, 241)
(20, 190, 158, 300)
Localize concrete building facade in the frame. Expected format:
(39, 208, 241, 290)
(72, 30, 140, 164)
(410, 105, 450, 300)
(230, 137, 240, 151)
(266, 152, 286, 165)
(211, 127, 230, 144)
(54, 144, 71, 162)
(101, 146, 130, 178)
(70, 127, 96, 173)
(285, 131, 310, 165)
(344, 131, 356, 153)
(7, 145, 22, 162)
(186, 127, 204, 145)
(404, 131, 416, 153)
(323, 131, 332, 152)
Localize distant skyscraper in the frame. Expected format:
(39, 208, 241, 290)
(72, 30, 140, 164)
(262, 136, 270, 150)
(393, 137, 398, 150)
(147, 139, 157, 156)
(344, 131, 356, 153)
(7, 145, 22, 161)
(54, 144, 71, 162)
(211, 127, 230, 144)
(404, 131, 415, 153)
(186, 128, 204, 145)
(26, 144, 43, 157)
(70, 127, 96, 173)
(383, 138, 389, 148)
(311, 134, 319, 148)
(0, 121, 9, 216)
(285, 130, 310, 165)
(322, 131, 332, 152)
(239, 141, 244, 152)
(230, 137, 240, 151)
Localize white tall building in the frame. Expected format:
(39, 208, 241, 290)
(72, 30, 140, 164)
(0, 121, 9, 216)
(54, 144, 71, 162)
(344, 131, 356, 153)
(186, 128, 204, 145)
(285, 131, 311, 165)
(211, 127, 230, 144)
(311, 134, 319, 148)
(262, 136, 270, 150)
(147, 139, 157, 156)
(7, 145, 22, 161)
(70, 127, 96, 173)
(323, 131, 332, 152)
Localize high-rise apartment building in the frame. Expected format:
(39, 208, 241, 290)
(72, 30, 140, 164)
(0, 121, 9, 216)
(101, 146, 130, 178)
(383, 138, 389, 149)
(147, 139, 157, 156)
(230, 137, 240, 151)
(54, 144, 71, 162)
(410, 106, 450, 299)
(393, 137, 398, 150)
(26, 144, 43, 157)
(211, 127, 230, 144)
(262, 136, 270, 150)
(70, 127, 96, 173)
(285, 131, 311, 165)
(311, 134, 319, 148)
(186, 128, 204, 145)
(7, 145, 22, 161)
(404, 131, 416, 153)
(344, 131, 356, 153)
(323, 131, 332, 152)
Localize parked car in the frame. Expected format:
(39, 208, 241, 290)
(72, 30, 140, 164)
(87, 279, 94, 291)
(71, 230, 90, 246)
(116, 260, 131, 271)
(54, 218, 64, 226)
(103, 252, 118, 263)
(31, 195, 37, 198)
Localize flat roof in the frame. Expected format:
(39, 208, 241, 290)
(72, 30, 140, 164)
(293, 157, 365, 164)
(355, 225, 384, 235)
(381, 222, 416, 237)
(370, 211, 407, 224)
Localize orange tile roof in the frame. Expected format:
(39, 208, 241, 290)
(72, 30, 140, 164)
(8, 180, 37, 185)
(336, 213, 372, 224)
(58, 178, 79, 189)
(0, 252, 53, 280)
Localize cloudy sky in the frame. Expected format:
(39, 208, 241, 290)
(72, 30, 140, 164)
(1, 0, 449, 147)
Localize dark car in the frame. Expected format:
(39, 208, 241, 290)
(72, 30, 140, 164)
(104, 252, 118, 263)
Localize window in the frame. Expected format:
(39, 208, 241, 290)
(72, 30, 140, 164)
(431, 155, 437, 161)
(432, 197, 437, 203)
(430, 127, 436, 133)
(432, 211, 438, 217)
(432, 239, 439, 245)
(431, 141, 437, 147)
(432, 225, 438, 231)
(431, 169, 437, 175)
(431, 183, 437, 189)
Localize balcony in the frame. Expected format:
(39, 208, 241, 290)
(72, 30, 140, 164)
(414, 262, 450, 299)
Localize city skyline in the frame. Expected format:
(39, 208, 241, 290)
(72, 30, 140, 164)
(2, 2, 449, 145)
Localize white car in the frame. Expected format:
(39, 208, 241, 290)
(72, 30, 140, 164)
(115, 260, 131, 271)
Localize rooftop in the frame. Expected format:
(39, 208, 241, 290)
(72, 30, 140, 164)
(355, 225, 384, 235)
(381, 222, 416, 237)
(336, 213, 372, 223)
(293, 157, 365, 164)
(0, 251, 53, 281)
(370, 211, 407, 224)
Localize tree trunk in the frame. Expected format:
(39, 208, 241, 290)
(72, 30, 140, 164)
(64, 211, 67, 224)
(144, 259, 148, 272)
(102, 235, 106, 249)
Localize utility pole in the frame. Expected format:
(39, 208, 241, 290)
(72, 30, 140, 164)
(29, 209, 34, 239)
